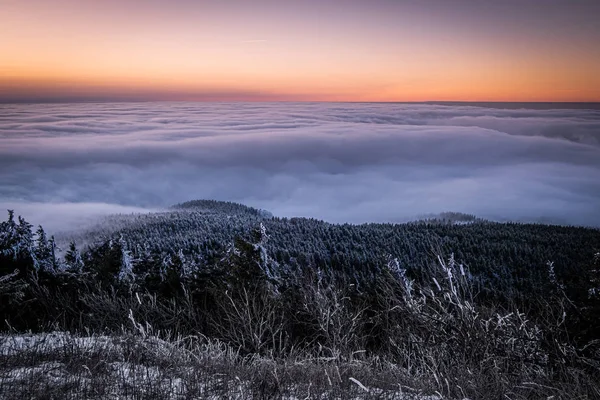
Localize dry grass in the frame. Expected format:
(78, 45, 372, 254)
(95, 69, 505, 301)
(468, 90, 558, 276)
(0, 332, 441, 399)
(1, 255, 599, 399)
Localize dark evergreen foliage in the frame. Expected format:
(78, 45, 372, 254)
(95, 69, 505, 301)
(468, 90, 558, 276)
(1, 202, 599, 396)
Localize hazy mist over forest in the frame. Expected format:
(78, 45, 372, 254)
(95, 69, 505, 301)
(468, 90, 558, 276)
(1, 102, 600, 231)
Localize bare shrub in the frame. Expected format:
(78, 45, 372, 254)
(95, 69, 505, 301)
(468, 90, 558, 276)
(373, 253, 600, 398)
(208, 284, 287, 356)
(294, 269, 368, 361)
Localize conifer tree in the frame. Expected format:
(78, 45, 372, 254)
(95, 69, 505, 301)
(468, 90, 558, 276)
(34, 226, 51, 272)
(64, 241, 84, 272)
(117, 235, 136, 285)
(1, 213, 36, 276)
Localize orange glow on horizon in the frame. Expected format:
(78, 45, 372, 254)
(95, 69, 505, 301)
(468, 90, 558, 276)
(1, 0, 599, 102)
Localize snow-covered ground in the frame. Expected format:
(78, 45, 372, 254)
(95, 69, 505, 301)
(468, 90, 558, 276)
(0, 332, 444, 399)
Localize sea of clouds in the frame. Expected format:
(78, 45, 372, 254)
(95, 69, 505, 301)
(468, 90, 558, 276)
(1, 102, 599, 231)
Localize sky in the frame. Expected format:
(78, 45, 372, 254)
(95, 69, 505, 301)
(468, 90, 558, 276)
(1, 0, 600, 102)
(1, 102, 599, 232)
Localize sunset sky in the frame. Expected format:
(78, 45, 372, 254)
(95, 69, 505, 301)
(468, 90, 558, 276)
(1, 0, 599, 102)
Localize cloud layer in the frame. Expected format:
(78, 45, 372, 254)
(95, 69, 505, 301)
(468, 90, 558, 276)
(1, 102, 599, 230)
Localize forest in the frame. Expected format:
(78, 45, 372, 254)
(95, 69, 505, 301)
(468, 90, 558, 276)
(1, 200, 599, 399)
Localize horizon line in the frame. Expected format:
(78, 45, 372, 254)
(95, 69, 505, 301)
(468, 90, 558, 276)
(2, 99, 600, 105)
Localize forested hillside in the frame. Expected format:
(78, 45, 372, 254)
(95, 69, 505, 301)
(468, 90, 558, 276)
(1, 201, 600, 398)
(57, 200, 600, 300)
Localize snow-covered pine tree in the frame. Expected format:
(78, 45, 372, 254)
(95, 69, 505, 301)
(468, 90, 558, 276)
(252, 222, 281, 282)
(0, 210, 19, 275)
(48, 236, 58, 272)
(0, 212, 36, 276)
(64, 241, 84, 272)
(117, 235, 136, 284)
(220, 223, 281, 289)
(34, 226, 51, 272)
(157, 249, 187, 297)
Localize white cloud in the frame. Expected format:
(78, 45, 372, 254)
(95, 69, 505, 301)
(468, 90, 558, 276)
(0, 202, 155, 234)
(1, 102, 599, 228)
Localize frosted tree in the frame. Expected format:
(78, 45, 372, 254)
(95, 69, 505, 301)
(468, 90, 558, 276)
(0, 211, 36, 275)
(249, 222, 280, 283)
(34, 226, 51, 272)
(64, 241, 84, 272)
(254, 223, 272, 276)
(0, 210, 19, 275)
(117, 235, 136, 284)
(0, 210, 18, 256)
(218, 223, 281, 289)
(16, 216, 34, 252)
